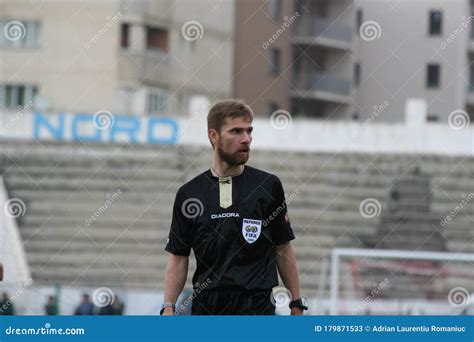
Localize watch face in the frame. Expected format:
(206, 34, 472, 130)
(301, 297, 308, 309)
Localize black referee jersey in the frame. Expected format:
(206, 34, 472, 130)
(165, 165, 295, 293)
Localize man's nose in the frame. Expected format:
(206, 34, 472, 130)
(241, 132, 251, 144)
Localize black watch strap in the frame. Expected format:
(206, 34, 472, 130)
(289, 297, 308, 310)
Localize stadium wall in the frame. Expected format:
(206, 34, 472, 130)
(0, 110, 472, 156)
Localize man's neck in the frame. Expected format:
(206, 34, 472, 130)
(211, 161, 244, 177)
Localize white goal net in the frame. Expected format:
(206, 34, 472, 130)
(328, 248, 474, 315)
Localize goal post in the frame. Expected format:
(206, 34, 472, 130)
(330, 248, 474, 315)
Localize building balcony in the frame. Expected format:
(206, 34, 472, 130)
(120, 0, 173, 21)
(291, 71, 352, 104)
(294, 16, 353, 50)
(118, 48, 170, 85)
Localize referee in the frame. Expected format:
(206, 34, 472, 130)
(162, 100, 307, 315)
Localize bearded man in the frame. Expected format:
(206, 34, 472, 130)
(161, 100, 307, 315)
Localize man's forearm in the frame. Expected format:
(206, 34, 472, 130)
(163, 254, 189, 304)
(275, 242, 301, 299)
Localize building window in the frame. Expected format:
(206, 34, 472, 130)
(356, 9, 363, 33)
(269, 0, 282, 21)
(146, 27, 169, 52)
(0, 84, 38, 109)
(266, 102, 279, 116)
(292, 48, 301, 82)
(120, 24, 129, 49)
(429, 10, 442, 35)
(146, 87, 168, 115)
(0, 20, 40, 48)
(426, 64, 440, 88)
(354, 62, 361, 86)
(268, 48, 281, 75)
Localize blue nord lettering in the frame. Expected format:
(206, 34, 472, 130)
(33, 112, 179, 145)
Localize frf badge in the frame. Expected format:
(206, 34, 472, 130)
(242, 218, 262, 244)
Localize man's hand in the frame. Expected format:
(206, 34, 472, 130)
(290, 307, 304, 316)
(162, 307, 174, 316)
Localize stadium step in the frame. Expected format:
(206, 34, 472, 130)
(2, 139, 473, 297)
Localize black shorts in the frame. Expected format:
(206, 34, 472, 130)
(191, 289, 275, 315)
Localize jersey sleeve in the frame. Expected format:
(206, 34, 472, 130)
(268, 176, 295, 245)
(165, 188, 193, 256)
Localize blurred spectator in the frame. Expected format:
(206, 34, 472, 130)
(0, 292, 14, 315)
(74, 294, 94, 315)
(44, 295, 58, 315)
(390, 187, 400, 212)
(114, 296, 124, 315)
(99, 296, 124, 315)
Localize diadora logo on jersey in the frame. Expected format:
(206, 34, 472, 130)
(210, 212, 240, 219)
(242, 218, 262, 244)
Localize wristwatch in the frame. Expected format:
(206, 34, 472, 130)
(160, 302, 175, 315)
(289, 297, 309, 311)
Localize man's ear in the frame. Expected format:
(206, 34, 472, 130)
(208, 129, 218, 148)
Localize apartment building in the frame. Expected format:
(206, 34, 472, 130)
(0, 0, 234, 117)
(234, 0, 473, 123)
(355, 0, 470, 123)
(234, 0, 356, 118)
